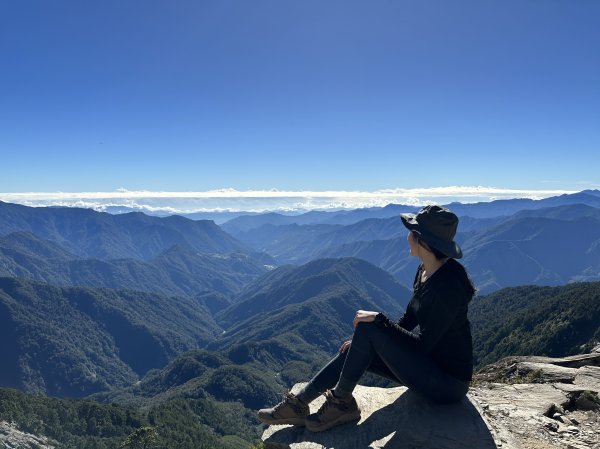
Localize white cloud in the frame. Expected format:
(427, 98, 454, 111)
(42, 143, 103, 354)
(0, 186, 580, 214)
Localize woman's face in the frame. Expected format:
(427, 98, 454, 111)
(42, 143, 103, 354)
(407, 231, 419, 257)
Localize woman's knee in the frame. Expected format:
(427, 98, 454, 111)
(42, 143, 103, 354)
(354, 320, 383, 341)
(350, 320, 382, 352)
(355, 320, 377, 333)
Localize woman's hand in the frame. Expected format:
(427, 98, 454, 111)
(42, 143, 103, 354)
(339, 340, 351, 353)
(353, 310, 379, 328)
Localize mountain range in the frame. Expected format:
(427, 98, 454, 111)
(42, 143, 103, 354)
(0, 231, 269, 298)
(225, 202, 600, 293)
(94, 190, 600, 226)
(4, 193, 600, 295)
(0, 257, 410, 398)
(220, 189, 600, 232)
(0, 201, 247, 260)
(461, 211, 600, 292)
(1, 192, 600, 448)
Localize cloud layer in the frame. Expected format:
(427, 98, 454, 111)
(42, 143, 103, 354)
(0, 186, 579, 215)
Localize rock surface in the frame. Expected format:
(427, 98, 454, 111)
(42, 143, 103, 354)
(262, 353, 600, 449)
(0, 421, 55, 449)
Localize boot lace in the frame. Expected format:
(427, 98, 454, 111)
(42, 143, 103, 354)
(317, 390, 338, 417)
(274, 391, 304, 415)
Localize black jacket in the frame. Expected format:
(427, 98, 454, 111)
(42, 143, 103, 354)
(374, 258, 475, 382)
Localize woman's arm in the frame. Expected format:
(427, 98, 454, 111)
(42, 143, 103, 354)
(395, 305, 417, 331)
(373, 300, 417, 332)
(374, 288, 463, 352)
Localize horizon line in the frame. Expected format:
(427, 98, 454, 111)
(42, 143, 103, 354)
(0, 186, 582, 199)
(0, 186, 588, 214)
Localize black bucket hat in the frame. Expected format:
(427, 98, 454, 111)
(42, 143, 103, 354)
(400, 205, 463, 259)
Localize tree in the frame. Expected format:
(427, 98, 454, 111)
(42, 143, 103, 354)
(119, 426, 158, 449)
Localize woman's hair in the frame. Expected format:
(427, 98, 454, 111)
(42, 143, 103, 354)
(411, 231, 447, 260)
(411, 231, 477, 295)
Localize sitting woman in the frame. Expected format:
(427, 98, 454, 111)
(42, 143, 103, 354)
(258, 205, 476, 432)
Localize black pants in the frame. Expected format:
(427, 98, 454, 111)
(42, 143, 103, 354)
(304, 321, 469, 404)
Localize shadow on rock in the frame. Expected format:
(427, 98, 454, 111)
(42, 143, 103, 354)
(264, 389, 497, 449)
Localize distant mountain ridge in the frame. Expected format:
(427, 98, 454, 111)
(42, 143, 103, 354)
(318, 211, 600, 293)
(225, 201, 600, 293)
(229, 217, 405, 264)
(0, 201, 247, 260)
(220, 204, 419, 235)
(462, 213, 600, 291)
(0, 232, 268, 297)
(220, 190, 600, 231)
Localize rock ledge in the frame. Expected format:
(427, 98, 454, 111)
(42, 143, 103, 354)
(262, 353, 600, 449)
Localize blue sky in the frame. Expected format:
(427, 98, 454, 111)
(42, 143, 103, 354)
(1, 1, 599, 203)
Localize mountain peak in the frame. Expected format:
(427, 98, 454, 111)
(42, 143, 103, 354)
(581, 189, 600, 197)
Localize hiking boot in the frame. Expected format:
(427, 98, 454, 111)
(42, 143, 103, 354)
(257, 391, 309, 426)
(305, 390, 361, 432)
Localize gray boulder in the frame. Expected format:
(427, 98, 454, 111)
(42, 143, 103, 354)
(262, 353, 600, 449)
(0, 421, 56, 449)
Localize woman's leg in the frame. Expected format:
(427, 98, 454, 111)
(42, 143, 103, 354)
(334, 321, 469, 404)
(258, 336, 406, 426)
(296, 351, 346, 404)
(296, 345, 404, 404)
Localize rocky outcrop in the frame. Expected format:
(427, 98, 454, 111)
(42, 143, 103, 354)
(262, 353, 600, 449)
(0, 421, 55, 449)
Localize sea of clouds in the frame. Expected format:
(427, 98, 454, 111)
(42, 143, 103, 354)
(0, 186, 577, 216)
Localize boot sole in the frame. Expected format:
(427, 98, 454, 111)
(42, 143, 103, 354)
(257, 415, 307, 426)
(305, 411, 361, 432)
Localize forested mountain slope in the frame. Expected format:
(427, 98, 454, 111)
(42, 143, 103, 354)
(0, 232, 268, 297)
(0, 277, 222, 396)
(0, 201, 247, 259)
(469, 281, 600, 368)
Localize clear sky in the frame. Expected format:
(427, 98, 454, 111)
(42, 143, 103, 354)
(1, 1, 599, 197)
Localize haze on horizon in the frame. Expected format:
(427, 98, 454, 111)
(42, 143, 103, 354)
(0, 186, 591, 215)
(1, 1, 599, 194)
